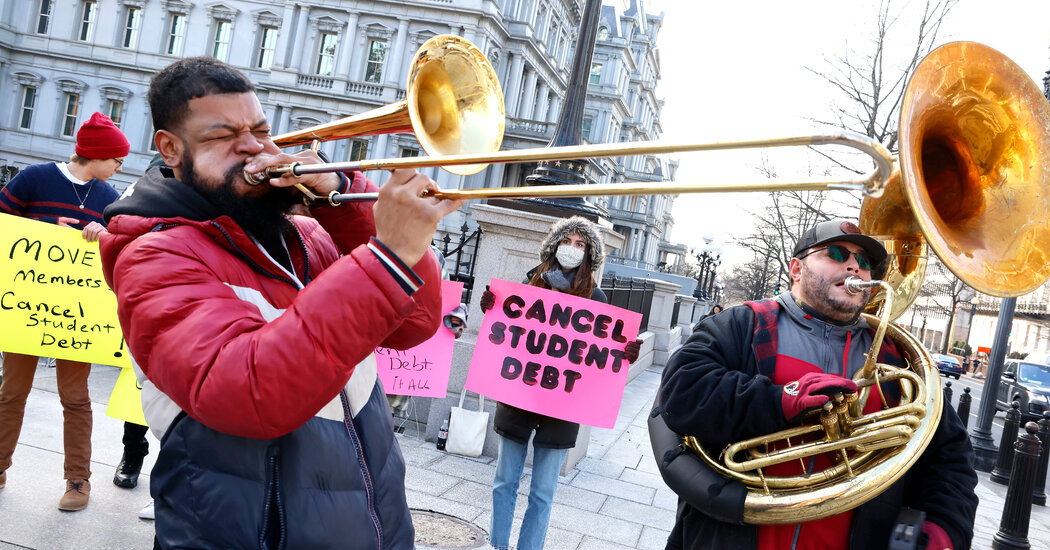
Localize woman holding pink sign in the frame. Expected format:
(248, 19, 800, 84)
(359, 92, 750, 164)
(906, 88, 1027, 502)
(481, 216, 640, 550)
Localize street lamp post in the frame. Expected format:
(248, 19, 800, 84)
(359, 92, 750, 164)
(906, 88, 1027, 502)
(971, 297, 1018, 471)
(693, 235, 720, 300)
(965, 296, 979, 347)
(705, 260, 722, 298)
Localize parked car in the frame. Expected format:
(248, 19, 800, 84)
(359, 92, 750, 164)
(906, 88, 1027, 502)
(931, 353, 963, 379)
(996, 354, 1050, 420)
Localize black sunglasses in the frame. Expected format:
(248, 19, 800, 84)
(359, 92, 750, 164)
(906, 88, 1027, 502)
(799, 244, 873, 271)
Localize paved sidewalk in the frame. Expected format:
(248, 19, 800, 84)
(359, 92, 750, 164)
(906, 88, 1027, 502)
(0, 362, 1047, 549)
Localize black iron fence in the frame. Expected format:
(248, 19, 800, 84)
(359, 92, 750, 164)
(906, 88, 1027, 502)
(601, 275, 655, 333)
(434, 223, 482, 305)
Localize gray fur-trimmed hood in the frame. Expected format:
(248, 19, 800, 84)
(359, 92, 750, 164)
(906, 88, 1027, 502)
(538, 216, 604, 272)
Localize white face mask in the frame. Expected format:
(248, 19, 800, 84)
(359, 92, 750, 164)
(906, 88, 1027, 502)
(555, 245, 585, 270)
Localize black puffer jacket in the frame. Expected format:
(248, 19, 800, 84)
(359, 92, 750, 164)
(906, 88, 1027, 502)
(493, 268, 607, 449)
(658, 303, 978, 550)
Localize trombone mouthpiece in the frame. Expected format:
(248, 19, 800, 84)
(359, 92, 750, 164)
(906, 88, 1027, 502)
(242, 162, 300, 186)
(243, 169, 268, 186)
(843, 277, 880, 295)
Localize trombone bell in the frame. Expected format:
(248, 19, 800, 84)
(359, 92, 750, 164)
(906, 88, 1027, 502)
(266, 35, 504, 177)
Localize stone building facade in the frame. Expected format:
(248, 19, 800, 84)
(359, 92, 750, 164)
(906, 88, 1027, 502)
(0, 0, 680, 270)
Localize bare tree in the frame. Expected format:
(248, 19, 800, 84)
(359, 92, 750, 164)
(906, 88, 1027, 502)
(726, 0, 958, 300)
(724, 253, 778, 304)
(808, 0, 958, 160)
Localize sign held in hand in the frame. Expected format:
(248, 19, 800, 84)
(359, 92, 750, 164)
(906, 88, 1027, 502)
(466, 279, 641, 428)
(375, 279, 463, 398)
(0, 215, 129, 367)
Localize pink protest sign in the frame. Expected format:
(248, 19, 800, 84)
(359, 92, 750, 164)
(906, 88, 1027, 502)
(465, 279, 641, 428)
(376, 279, 464, 397)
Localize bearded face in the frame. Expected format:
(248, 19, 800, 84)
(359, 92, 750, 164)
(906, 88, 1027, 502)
(180, 147, 298, 242)
(793, 258, 869, 323)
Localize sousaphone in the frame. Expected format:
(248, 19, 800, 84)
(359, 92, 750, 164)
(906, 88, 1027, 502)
(653, 41, 1050, 524)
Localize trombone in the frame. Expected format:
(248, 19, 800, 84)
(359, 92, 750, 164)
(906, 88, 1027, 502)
(246, 35, 893, 202)
(267, 133, 895, 202)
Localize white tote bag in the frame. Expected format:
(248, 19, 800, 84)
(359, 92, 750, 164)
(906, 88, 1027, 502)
(445, 388, 489, 458)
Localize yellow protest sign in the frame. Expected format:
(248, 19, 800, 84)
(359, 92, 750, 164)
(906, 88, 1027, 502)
(106, 366, 147, 426)
(0, 215, 130, 367)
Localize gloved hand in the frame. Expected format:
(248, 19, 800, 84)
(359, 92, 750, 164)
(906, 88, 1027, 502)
(479, 286, 495, 313)
(780, 372, 858, 424)
(624, 339, 642, 363)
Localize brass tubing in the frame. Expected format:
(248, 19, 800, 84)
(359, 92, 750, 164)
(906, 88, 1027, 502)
(247, 132, 895, 198)
(332, 179, 864, 203)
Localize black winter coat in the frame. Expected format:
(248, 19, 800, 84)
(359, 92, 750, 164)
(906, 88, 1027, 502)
(658, 304, 978, 550)
(493, 269, 608, 449)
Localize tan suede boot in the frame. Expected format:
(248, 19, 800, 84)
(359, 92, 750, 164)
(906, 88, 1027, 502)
(58, 479, 90, 511)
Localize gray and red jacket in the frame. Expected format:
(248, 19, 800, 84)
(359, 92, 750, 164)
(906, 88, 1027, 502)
(99, 167, 441, 549)
(657, 298, 978, 550)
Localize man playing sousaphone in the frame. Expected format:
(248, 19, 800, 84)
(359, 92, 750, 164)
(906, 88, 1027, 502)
(656, 220, 977, 550)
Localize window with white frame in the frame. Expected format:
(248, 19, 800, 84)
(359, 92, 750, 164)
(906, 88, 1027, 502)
(19, 87, 37, 130)
(348, 139, 368, 162)
(589, 63, 602, 85)
(399, 147, 420, 157)
(61, 93, 81, 137)
(79, 1, 97, 41)
(122, 6, 141, 48)
(107, 100, 125, 128)
(167, 14, 187, 55)
(598, 26, 609, 41)
(212, 20, 232, 61)
(36, 0, 52, 34)
(316, 32, 338, 76)
(581, 116, 593, 141)
(364, 39, 388, 83)
(257, 26, 278, 68)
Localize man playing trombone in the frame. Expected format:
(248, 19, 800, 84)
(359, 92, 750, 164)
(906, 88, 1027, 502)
(99, 57, 462, 549)
(655, 220, 978, 550)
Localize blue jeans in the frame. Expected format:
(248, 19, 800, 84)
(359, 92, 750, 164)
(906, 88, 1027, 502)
(489, 435, 568, 550)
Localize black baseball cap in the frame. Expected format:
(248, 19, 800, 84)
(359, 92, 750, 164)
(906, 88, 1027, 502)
(792, 220, 887, 267)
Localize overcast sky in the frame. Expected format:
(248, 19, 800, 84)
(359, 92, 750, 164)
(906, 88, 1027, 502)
(644, 0, 1050, 269)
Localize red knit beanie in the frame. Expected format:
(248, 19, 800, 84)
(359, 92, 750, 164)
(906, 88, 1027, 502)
(74, 111, 130, 159)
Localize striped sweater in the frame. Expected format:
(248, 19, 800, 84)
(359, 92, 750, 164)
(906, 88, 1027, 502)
(0, 162, 119, 228)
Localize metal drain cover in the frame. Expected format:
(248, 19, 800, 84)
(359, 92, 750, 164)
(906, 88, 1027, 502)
(412, 509, 488, 548)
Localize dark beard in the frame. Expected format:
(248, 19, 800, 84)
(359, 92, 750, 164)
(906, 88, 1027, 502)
(180, 152, 298, 245)
(800, 270, 871, 323)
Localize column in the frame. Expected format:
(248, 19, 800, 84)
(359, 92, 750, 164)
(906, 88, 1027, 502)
(288, 5, 311, 71)
(519, 68, 538, 119)
(385, 18, 410, 87)
(271, 3, 297, 69)
(336, 12, 360, 78)
(278, 106, 292, 135)
(137, 95, 153, 152)
(0, 62, 13, 129)
(300, 20, 319, 73)
(504, 53, 525, 116)
(461, 25, 476, 44)
(548, 94, 562, 123)
(485, 163, 507, 189)
(533, 82, 549, 122)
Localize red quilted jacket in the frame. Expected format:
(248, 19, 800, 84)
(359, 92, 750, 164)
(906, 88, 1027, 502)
(99, 169, 442, 439)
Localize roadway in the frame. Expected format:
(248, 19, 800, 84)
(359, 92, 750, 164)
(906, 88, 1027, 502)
(946, 373, 1009, 449)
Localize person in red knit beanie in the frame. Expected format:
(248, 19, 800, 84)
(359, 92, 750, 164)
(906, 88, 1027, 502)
(0, 111, 130, 512)
(74, 111, 131, 160)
